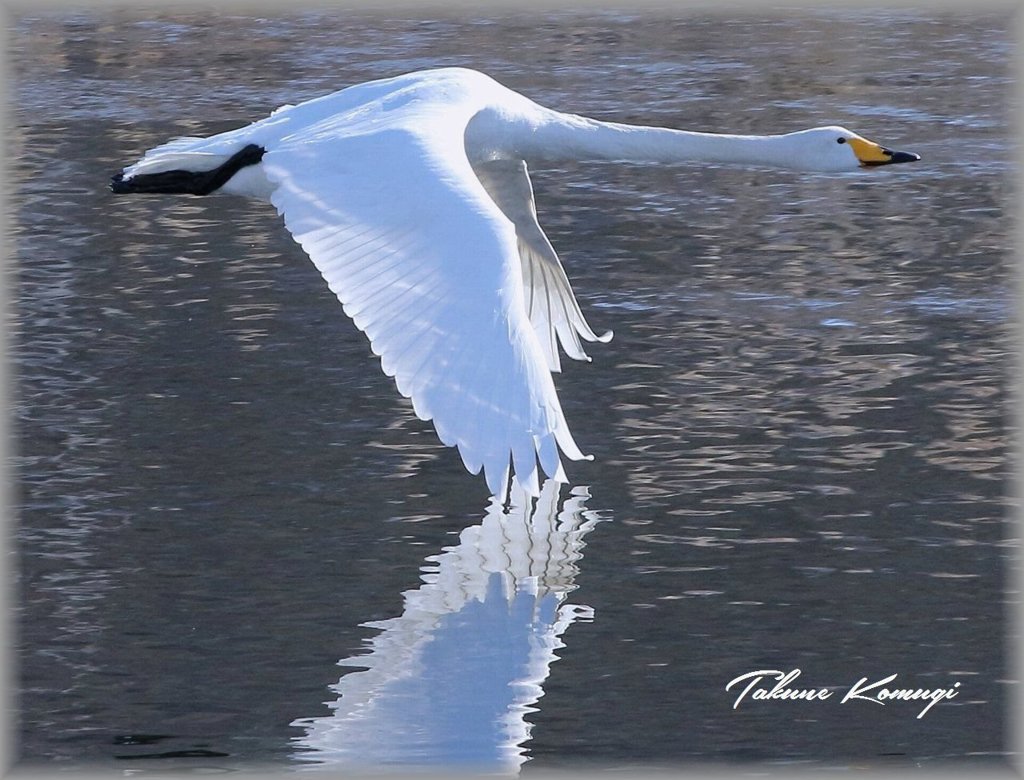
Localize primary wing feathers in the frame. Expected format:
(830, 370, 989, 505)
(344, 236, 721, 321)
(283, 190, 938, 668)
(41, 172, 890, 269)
(471, 159, 612, 373)
(262, 113, 586, 496)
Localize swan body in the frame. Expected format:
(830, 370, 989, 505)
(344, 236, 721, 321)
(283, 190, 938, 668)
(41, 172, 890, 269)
(111, 67, 920, 496)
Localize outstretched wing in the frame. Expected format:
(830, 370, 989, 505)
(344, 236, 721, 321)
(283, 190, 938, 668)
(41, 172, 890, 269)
(471, 159, 612, 373)
(262, 125, 589, 496)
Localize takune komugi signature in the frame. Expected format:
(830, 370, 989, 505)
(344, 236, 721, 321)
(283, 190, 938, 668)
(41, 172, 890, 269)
(726, 668, 962, 719)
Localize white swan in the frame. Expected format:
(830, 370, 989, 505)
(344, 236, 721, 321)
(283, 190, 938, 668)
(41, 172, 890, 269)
(111, 67, 919, 496)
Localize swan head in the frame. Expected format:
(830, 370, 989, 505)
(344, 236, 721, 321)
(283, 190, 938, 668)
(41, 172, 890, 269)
(797, 126, 921, 172)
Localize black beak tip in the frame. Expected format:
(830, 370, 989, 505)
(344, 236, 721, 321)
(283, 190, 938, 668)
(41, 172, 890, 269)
(890, 150, 921, 164)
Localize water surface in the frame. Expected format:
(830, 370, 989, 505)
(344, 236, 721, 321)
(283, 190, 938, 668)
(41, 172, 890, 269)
(9, 9, 1013, 773)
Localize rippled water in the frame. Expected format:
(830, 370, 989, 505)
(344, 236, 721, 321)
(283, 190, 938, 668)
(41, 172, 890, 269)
(9, 9, 1013, 773)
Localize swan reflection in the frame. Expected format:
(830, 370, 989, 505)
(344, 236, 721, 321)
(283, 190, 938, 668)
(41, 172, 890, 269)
(291, 480, 606, 773)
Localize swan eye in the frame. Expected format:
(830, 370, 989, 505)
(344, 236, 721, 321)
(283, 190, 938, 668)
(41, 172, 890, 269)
(836, 137, 847, 144)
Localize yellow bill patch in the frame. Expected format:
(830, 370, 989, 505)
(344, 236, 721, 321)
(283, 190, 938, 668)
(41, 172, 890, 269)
(847, 137, 892, 165)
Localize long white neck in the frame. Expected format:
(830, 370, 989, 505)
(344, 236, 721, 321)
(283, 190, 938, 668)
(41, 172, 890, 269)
(513, 109, 808, 170)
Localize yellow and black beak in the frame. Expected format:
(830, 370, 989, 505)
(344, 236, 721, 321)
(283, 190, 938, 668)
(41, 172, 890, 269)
(847, 136, 921, 167)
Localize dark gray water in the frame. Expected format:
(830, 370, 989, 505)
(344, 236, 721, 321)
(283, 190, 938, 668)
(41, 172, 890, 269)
(9, 9, 1013, 773)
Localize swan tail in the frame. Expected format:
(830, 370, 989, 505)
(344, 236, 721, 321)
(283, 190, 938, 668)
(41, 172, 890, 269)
(111, 141, 266, 196)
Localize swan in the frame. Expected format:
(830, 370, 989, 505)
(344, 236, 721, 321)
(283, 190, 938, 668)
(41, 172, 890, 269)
(110, 67, 920, 497)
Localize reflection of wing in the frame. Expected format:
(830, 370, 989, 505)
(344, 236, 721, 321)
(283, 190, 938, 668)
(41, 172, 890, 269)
(264, 118, 587, 497)
(291, 480, 606, 773)
(471, 159, 611, 373)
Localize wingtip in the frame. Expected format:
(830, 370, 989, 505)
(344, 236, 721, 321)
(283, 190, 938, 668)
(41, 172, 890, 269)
(484, 460, 511, 499)
(553, 462, 568, 483)
(513, 471, 541, 499)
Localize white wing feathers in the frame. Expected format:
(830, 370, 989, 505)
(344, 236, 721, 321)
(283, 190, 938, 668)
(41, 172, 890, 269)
(263, 125, 591, 496)
(471, 159, 612, 373)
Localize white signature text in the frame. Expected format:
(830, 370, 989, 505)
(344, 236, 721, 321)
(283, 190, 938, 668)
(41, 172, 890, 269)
(726, 668, 961, 719)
